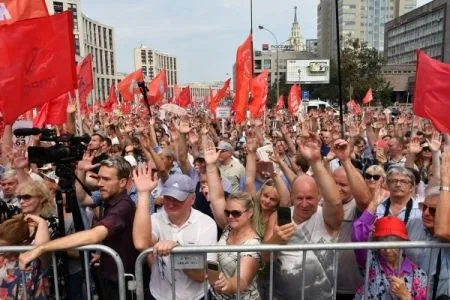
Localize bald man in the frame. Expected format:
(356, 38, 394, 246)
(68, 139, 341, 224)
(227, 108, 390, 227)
(263, 133, 344, 300)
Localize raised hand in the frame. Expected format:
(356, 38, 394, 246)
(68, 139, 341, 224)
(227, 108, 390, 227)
(77, 151, 100, 172)
(203, 139, 220, 165)
(10, 148, 29, 170)
(178, 116, 192, 134)
(427, 131, 442, 153)
(363, 109, 373, 126)
(149, 117, 156, 126)
(188, 130, 199, 145)
(246, 136, 258, 153)
(132, 163, 158, 193)
(299, 132, 322, 163)
(332, 139, 351, 162)
(67, 103, 76, 114)
(408, 137, 422, 154)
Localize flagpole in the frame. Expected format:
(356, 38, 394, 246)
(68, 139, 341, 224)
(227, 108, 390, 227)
(334, 0, 345, 138)
(75, 90, 84, 135)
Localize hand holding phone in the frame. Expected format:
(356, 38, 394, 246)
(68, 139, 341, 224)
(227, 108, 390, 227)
(207, 261, 220, 285)
(277, 207, 292, 226)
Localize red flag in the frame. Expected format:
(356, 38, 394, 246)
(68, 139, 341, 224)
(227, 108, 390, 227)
(103, 84, 118, 113)
(347, 99, 361, 115)
(0, 0, 48, 26)
(33, 92, 69, 128)
(117, 69, 143, 102)
(173, 84, 181, 102)
(175, 87, 191, 108)
(77, 54, 93, 104)
(209, 79, 231, 113)
(147, 69, 168, 105)
(249, 70, 269, 118)
(288, 84, 301, 115)
(413, 50, 450, 133)
(0, 11, 77, 124)
(121, 101, 131, 115)
(275, 95, 284, 112)
(362, 88, 373, 105)
(233, 34, 253, 123)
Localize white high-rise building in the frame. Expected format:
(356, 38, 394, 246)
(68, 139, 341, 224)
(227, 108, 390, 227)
(317, 0, 417, 58)
(134, 46, 178, 99)
(46, 0, 118, 102)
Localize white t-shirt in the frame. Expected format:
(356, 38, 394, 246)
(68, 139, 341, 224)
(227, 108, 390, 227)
(150, 208, 218, 300)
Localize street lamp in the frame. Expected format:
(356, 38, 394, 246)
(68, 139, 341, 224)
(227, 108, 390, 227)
(258, 25, 279, 101)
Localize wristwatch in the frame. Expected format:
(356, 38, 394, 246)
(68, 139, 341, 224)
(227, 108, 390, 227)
(440, 186, 450, 192)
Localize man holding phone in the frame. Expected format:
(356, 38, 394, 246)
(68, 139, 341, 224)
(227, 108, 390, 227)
(263, 132, 344, 300)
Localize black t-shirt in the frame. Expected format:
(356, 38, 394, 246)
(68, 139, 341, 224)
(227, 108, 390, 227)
(92, 153, 109, 173)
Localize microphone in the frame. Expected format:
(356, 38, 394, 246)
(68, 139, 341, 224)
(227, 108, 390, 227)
(13, 128, 42, 136)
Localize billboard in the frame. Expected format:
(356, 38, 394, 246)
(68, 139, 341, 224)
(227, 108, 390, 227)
(286, 59, 330, 84)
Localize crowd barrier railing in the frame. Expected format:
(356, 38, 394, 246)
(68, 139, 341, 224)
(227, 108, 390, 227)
(0, 244, 126, 300)
(135, 241, 450, 300)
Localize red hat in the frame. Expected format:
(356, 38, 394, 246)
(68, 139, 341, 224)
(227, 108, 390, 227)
(373, 216, 409, 240)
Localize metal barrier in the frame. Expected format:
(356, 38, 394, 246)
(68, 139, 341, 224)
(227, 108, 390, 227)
(135, 241, 450, 300)
(0, 244, 126, 300)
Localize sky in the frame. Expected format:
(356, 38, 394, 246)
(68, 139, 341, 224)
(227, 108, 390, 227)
(82, 0, 432, 84)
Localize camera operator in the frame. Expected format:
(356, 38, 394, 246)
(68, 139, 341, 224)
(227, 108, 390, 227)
(19, 156, 138, 300)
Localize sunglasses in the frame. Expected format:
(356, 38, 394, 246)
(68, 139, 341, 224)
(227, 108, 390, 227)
(364, 174, 382, 181)
(422, 147, 431, 152)
(17, 194, 35, 201)
(224, 209, 248, 218)
(422, 204, 436, 217)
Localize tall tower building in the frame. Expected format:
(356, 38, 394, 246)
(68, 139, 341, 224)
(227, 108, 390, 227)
(317, 0, 417, 58)
(134, 46, 178, 99)
(288, 6, 305, 51)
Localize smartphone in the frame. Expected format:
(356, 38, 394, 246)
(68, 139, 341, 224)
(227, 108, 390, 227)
(207, 261, 220, 285)
(257, 144, 274, 162)
(277, 207, 292, 226)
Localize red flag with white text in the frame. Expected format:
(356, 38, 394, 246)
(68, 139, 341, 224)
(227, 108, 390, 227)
(0, 0, 48, 26)
(147, 69, 168, 105)
(0, 11, 77, 124)
(117, 69, 143, 102)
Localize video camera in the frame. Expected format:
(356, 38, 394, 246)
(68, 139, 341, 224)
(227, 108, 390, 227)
(13, 128, 91, 165)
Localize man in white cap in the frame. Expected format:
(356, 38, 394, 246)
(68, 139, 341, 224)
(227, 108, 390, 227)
(133, 167, 217, 300)
(216, 141, 245, 193)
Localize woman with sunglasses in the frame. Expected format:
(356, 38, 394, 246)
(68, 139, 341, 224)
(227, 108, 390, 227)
(364, 165, 390, 198)
(352, 185, 428, 299)
(211, 192, 262, 300)
(203, 140, 262, 299)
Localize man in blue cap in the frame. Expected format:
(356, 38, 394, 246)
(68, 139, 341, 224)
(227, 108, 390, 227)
(133, 167, 217, 300)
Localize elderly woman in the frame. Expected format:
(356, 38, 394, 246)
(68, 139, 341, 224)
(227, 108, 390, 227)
(352, 185, 428, 299)
(364, 165, 389, 198)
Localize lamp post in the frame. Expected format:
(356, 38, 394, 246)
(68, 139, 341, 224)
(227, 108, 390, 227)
(258, 25, 279, 101)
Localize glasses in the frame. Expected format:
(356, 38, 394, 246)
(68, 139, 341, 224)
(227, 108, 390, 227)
(17, 194, 35, 201)
(422, 204, 436, 217)
(422, 147, 431, 152)
(365, 174, 382, 181)
(388, 179, 411, 185)
(224, 209, 248, 218)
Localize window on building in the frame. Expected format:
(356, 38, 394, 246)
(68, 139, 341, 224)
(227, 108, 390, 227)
(109, 29, 113, 49)
(68, 4, 78, 29)
(255, 60, 262, 69)
(74, 34, 80, 56)
(53, 2, 63, 13)
(263, 59, 271, 69)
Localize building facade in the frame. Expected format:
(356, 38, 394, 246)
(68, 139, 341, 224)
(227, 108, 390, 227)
(288, 6, 305, 51)
(385, 0, 450, 65)
(46, 0, 118, 102)
(134, 46, 178, 99)
(306, 39, 319, 54)
(179, 82, 224, 106)
(318, 0, 417, 59)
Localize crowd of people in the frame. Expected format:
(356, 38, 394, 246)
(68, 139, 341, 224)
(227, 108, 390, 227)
(0, 104, 449, 300)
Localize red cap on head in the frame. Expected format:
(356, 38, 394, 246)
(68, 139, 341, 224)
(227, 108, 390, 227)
(373, 216, 409, 240)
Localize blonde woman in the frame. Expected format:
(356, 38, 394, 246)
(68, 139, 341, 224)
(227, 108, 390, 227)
(364, 165, 390, 199)
(211, 192, 261, 300)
